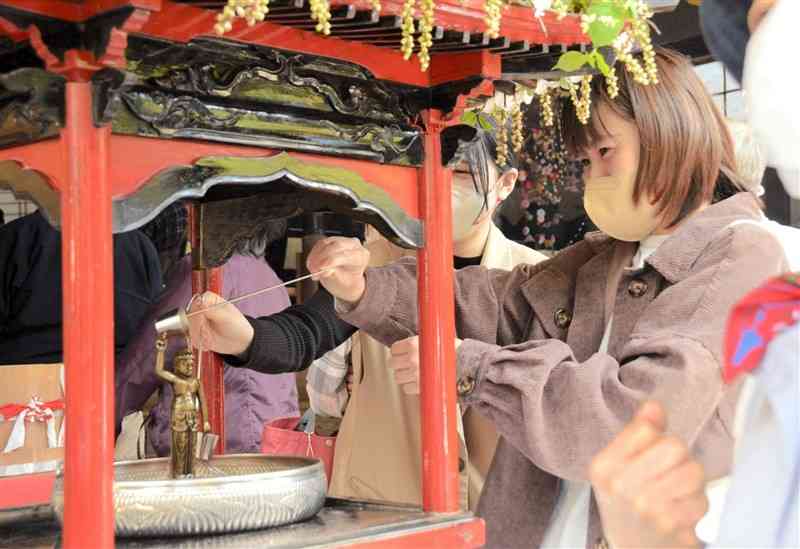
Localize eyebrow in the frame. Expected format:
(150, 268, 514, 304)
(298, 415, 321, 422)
(592, 131, 618, 142)
(584, 133, 618, 150)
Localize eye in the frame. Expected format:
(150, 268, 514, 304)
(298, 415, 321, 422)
(599, 147, 613, 158)
(579, 158, 591, 168)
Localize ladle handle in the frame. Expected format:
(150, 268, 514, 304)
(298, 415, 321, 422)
(153, 268, 334, 335)
(185, 268, 335, 319)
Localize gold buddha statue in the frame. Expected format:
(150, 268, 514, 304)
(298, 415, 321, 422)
(154, 334, 211, 478)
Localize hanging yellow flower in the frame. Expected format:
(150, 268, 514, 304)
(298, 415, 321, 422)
(212, 0, 660, 132)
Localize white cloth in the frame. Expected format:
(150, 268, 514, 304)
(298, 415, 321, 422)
(541, 480, 594, 548)
(711, 326, 800, 547)
(695, 377, 759, 543)
(2, 396, 63, 454)
(631, 234, 670, 270)
(728, 218, 800, 272)
(743, 0, 800, 199)
(307, 340, 352, 418)
(693, 217, 799, 544)
(540, 233, 668, 548)
(115, 411, 145, 461)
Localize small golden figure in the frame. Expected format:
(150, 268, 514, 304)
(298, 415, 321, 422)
(155, 334, 211, 478)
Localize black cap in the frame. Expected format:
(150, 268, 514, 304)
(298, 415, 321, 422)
(699, 0, 753, 83)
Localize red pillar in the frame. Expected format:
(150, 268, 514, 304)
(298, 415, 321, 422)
(417, 110, 460, 513)
(61, 82, 115, 548)
(189, 204, 226, 452)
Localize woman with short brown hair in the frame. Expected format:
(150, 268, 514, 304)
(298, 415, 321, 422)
(307, 48, 788, 548)
(562, 48, 744, 231)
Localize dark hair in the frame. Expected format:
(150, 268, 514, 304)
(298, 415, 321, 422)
(141, 201, 188, 255)
(140, 201, 189, 281)
(561, 48, 745, 228)
(233, 218, 288, 258)
(441, 119, 519, 216)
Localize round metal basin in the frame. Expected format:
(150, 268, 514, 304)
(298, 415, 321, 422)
(52, 455, 326, 537)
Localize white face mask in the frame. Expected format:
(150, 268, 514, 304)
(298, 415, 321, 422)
(584, 173, 662, 242)
(451, 183, 487, 241)
(743, 0, 800, 199)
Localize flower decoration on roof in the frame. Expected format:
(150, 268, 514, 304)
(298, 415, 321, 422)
(214, 0, 267, 33)
(213, 0, 657, 81)
(548, 0, 657, 85)
(460, 85, 535, 166)
(533, 0, 658, 126)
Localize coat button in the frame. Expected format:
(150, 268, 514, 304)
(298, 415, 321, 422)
(457, 376, 476, 396)
(627, 279, 649, 298)
(554, 308, 572, 329)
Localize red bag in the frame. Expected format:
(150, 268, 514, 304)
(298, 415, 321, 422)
(260, 416, 336, 486)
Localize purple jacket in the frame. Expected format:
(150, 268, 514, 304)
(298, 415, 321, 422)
(116, 255, 299, 454)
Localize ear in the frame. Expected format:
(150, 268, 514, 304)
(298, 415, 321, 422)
(496, 168, 519, 202)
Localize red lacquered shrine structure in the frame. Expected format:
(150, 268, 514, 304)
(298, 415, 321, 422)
(0, 0, 591, 546)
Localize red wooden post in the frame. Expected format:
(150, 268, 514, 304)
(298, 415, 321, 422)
(417, 110, 460, 513)
(61, 82, 115, 549)
(189, 204, 226, 452)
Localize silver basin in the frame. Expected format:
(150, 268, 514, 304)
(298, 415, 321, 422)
(52, 455, 327, 537)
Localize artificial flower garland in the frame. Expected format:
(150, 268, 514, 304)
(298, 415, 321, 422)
(212, 0, 661, 162)
(213, 0, 657, 79)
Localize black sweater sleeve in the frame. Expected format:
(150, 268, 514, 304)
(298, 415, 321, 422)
(220, 288, 357, 374)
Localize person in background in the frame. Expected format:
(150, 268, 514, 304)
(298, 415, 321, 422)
(115, 203, 298, 455)
(728, 119, 766, 197)
(305, 122, 547, 510)
(728, 118, 800, 267)
(0, 209, 161, 365)
(589, 1, 799, 547)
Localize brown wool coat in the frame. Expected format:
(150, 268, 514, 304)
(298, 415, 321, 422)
(339, 193, 789, 548)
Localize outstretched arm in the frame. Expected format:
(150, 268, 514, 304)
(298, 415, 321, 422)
(154, 335, 179, 384)
(189, 288, 357, 374)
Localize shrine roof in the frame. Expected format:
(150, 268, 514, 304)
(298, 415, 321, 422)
(0, 0, 678, 85)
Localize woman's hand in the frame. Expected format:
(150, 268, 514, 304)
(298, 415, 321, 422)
(389, 336, 421, 395)
(306, 237, 370, 305)
(589, 401, 707, 549)
(187, 292, 254, 357)
(389, 336, 464, 395)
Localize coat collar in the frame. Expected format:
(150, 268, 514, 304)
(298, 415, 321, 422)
(583, 193, 764, 284)
(480, 223, 514, 270)
(647, 193, 763, 283)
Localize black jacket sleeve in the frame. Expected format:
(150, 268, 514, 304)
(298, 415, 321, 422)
(220, 288, 357, 374)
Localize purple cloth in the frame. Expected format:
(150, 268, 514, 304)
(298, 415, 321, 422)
(115, 255, 299, 454)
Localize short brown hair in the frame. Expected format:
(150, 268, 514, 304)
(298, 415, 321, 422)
(561, 48, 745, 228)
